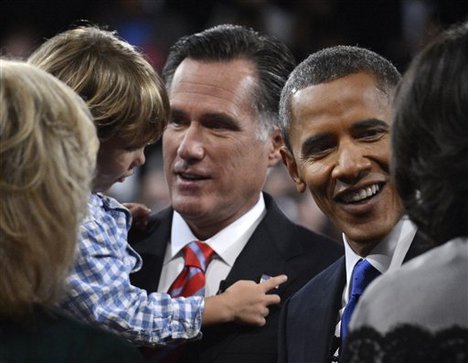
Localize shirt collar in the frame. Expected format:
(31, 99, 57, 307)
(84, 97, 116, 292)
(90, 192, 127, 211)
(343, 215, 417, 286)
(170, 193, 266, 266)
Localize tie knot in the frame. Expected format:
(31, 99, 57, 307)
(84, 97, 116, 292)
(183, 241, 215, 271)
(350, 259, 381, 296)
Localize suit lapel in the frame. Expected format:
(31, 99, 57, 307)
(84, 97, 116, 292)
(129, 208, 173, 292)
(404, 229, 430, 263)
(304, 258, 345, 362)
(220, 194, 306, 296)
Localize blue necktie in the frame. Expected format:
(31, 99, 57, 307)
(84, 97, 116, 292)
(340, 259, 380, 342)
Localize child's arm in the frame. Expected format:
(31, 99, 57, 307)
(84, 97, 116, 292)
(59, 217, 204, 347)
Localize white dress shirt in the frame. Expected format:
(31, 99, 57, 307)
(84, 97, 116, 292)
(158, 194, 266, 297)
(334, 215, 417, 338)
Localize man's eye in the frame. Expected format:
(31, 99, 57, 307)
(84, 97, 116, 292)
(169, 112, 188, 126)
(170, 117, 184, 125)
(303, 144, 334, 160)
(359, 128, 387, 141)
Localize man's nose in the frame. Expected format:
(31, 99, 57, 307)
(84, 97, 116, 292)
(331, 141, 371, 183)
(177, 124, 205, 161)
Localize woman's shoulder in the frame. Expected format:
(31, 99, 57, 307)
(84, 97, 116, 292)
(351, 238, 468, 332)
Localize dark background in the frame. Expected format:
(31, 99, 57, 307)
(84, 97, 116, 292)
(2, 0, 468, 70)
(2, 0, 467, 240)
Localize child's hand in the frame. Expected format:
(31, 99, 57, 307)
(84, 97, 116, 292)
(224, 275, 287, 326)
(124, 202, 151, 229)
(203, 275, 287, 327)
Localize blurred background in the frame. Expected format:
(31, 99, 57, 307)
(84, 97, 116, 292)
(2, 0, 467, 241)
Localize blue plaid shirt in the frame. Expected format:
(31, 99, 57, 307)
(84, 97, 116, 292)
(59, 193, 203, 346)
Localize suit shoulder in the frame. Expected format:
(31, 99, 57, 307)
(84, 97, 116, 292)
(128, 207, 172, 247)
(291, 257, 345, 301)
(293, 224, 343, 256)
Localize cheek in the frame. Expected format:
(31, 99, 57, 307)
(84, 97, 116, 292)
(162, 135, 177, 163)
(300, 161, 330, 192)
(370, 139, 391, 168)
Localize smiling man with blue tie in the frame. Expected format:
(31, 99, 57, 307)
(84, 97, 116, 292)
(277, 45, 429, 363)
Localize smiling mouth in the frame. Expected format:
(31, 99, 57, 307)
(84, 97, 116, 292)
(338, 183, 383, 204)
(178, 172, 208, 181)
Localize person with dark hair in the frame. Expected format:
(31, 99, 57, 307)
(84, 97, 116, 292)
(341, 21, 468, 362)
(28, 25, 289, 349)
(129, 24, 342, 363)
(277, 45, 429, 363)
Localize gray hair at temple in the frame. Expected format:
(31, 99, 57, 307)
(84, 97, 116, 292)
(279, 45, 401, 151)
(163, 24, 296, 142)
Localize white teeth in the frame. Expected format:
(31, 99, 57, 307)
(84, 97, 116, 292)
(341, 184, 381, 203)
(359, 190, 367, 200)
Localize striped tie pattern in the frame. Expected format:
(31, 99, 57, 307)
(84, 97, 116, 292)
(168, 241, 215, 297)
(141, 241, 215, 362)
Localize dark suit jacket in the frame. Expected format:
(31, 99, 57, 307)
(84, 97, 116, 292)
(129, 193, 342, 363)
(277, 232, 429, 363)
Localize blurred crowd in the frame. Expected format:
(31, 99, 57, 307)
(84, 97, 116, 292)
(2, 0, 467, 242)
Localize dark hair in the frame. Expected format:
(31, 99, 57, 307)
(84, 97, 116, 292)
(163, 24, 296, 137)
(392, 21, 468, 244)
(279, 45, 401, 150)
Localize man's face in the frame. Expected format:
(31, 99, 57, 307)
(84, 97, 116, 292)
(163, 58, 281, 239)
(282, 72, 403, 255)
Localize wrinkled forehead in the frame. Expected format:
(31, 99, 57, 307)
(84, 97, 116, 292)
(169, 58, 259, 119)
(291, 73, 391, 124)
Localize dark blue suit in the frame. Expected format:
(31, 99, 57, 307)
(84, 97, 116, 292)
(277, 232, 428, 363)
(129, 193, 342, 363)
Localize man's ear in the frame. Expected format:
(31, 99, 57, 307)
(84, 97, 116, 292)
(267, 128, 284, 166)
(280, 146, 306, 193)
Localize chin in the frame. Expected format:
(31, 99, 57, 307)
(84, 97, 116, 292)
(173, 199, 206, 218)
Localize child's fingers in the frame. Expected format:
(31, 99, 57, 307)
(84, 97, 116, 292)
(259, 274, 287, 293)
(264, 293, 281, 306)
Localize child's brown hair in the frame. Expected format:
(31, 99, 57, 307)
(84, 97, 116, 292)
(29, 25, 169, 147)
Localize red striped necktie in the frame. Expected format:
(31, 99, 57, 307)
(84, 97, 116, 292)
(168, 241, 215, 297)
(141, 241, 215, 362)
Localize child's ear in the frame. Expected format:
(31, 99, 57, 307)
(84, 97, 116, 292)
(280, 147, 306, 193)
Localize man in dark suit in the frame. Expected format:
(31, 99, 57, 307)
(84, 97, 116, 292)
(277, 46, 429, 363)
(129, 25, 342, 363)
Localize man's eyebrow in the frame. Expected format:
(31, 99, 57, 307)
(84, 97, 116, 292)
(170, 107, 186, 118)
(201, 112, 241, 131)
(170, 107, 241, 131)
(351, 118, 390, 131)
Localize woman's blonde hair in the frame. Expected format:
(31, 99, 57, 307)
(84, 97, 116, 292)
(0, 60, 98, 316)
(28, 26, 169, 146)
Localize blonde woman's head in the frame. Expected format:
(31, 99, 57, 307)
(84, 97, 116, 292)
(0, 59, 98, 317)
